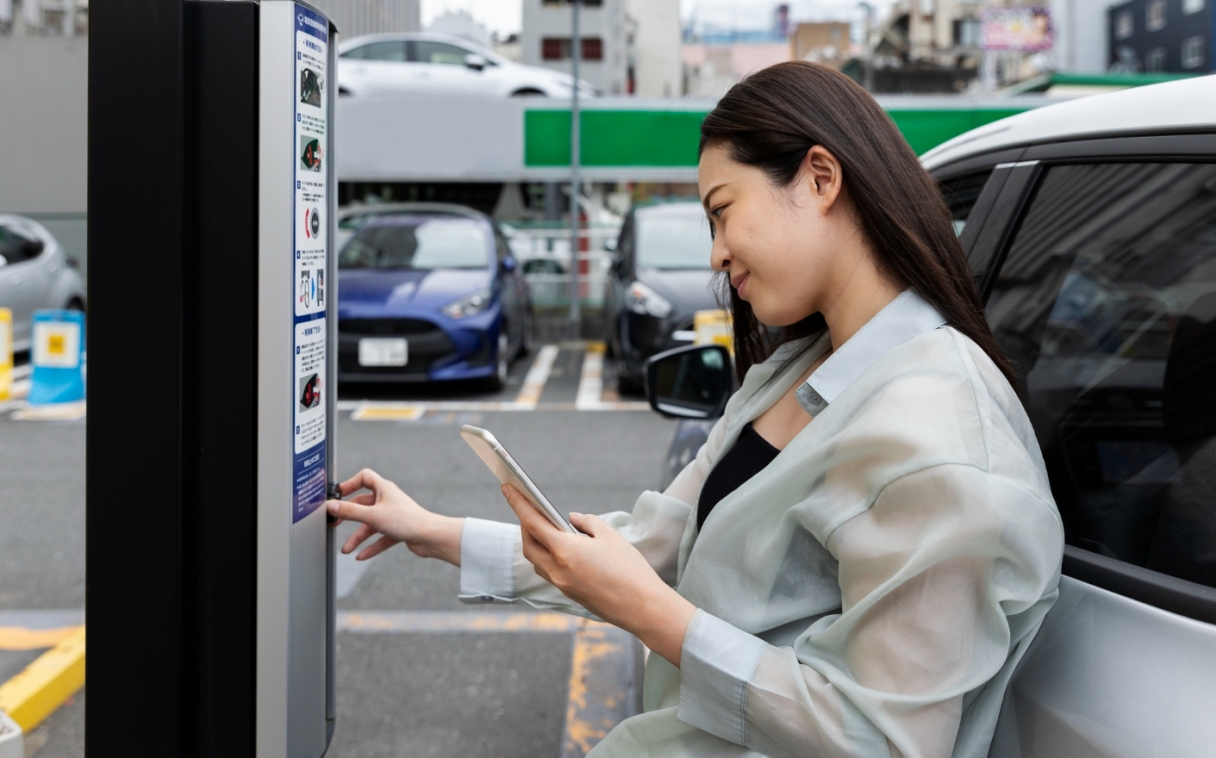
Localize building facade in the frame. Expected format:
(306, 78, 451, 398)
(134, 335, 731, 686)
(626, 0, 682, 96)
(309, 0, 420, 40)
(522, 0, 629, 94)
(1108, 0, 1212, 72)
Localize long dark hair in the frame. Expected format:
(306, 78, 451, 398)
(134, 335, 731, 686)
(700, 61, 1017, 390)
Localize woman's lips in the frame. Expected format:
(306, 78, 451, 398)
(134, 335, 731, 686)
(731, 272, 750, 298)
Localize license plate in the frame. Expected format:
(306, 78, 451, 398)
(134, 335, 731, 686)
(359, 338, 408, 367)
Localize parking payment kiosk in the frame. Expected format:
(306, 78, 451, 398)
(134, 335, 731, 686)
(88, 2, 339, 756)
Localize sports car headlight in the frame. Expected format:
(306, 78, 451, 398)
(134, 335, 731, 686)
(626, 281, 673, 318)
(441, 288, 492, 319)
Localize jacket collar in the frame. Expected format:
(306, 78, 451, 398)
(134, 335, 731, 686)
(795, 289, 946, 416)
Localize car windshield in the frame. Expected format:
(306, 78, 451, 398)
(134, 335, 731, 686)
(636, 210, 713, 269)
(338, 217, 491, 270)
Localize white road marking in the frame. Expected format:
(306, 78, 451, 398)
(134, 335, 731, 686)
(575, 342, 605, 411)
(514, 344, 559, 409)
(577, 342, 649, 411)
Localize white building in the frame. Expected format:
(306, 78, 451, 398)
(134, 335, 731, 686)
(1050, 0, 1113, 73)
(626, 0, 682, 96)
(308, 0, 420, 39)
(522, 0, 629, 94)
(426, 9, 490, 49)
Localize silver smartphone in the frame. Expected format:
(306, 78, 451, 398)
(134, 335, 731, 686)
(459, 424, 579, 534)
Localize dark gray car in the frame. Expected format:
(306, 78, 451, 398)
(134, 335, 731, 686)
(604, 201, 718, 394)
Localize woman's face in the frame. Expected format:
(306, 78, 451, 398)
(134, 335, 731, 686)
(698, 144, 857, 327)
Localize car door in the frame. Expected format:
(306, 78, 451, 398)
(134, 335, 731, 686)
(410, 40, 494, 96)
(339, 39, 410, 96)
(491, 225, 522, 351)
(0, 222, 52, 349)
(972, 143, 1216, 757)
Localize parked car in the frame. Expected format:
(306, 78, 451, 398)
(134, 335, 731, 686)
(338, 32, 597, 99)
(647, 76, 1216, 757)
(337, 203, 532, 390)
(605, 201, 718, 393)
(0, 215, 86, 353)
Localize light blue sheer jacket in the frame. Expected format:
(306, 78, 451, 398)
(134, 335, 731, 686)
(460, 291, 1064, 758)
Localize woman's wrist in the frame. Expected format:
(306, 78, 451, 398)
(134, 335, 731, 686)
(413, 515, 465, 566)
(631, 584, 698, 668)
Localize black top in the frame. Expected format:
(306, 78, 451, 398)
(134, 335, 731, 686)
(697, 423, 781, 531)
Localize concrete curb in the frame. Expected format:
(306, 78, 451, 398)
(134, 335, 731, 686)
(0, 709, 22, 758)
(0, 626, 85, 732)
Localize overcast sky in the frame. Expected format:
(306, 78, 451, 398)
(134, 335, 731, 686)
(420, 0, 884, 38)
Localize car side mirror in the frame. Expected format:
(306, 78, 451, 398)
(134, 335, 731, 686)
(500, 255, 517, 273)
(464, 54, 487, 71)
(646, 344, 733, 419)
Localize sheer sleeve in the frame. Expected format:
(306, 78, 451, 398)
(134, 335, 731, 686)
(458, 405, 733, 614)
(676, 463, 1062, 758)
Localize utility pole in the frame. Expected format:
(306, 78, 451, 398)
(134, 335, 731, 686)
(567, 0, 582, 338)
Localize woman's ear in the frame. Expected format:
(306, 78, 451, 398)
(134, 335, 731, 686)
(800, 145, 844, 213)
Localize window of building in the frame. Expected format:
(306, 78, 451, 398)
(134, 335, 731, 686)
(986, 162, 1216, 589)
(1183, 0, 1204, 14)
(581, 37, 603, 61)
(1146, 46, 1167, 71)
(542, 37, 569, 60)
(1115, 10, 1134, 40)
(1146, 0, 1166, 31)
(541, 37, 603, 61)
(1183, 36, 1205, 68)
(953, 17, 983, 48)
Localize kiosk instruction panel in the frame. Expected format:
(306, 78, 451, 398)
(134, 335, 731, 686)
(292, 3, 329, 523)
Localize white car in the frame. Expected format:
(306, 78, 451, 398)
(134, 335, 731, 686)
(338, 32, 597, 99)
(0, 215, 87, 353)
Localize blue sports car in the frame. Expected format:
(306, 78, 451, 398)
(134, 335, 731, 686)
(337, 204, 533, 389)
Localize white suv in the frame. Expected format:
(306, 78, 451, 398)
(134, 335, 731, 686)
(338, 32, 597, 99)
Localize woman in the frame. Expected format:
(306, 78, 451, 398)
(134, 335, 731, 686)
(327, 63, 1064, 758)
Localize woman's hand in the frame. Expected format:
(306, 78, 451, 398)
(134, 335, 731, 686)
(501, 484, 698, 667)
(325, 469, 465, 566)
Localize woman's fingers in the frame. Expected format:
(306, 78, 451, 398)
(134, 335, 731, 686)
(501, 484, 561, 552)
(341, 523, 379, 554)
(338, 468, 386, 499)
(356, 535, 398, 561)
(567, 512, 608, 537)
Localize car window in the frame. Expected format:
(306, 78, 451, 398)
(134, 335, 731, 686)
(0, 225, 39, 263)
(987, 162, 1216, 589)
(939, 170, 993, 236)
(413, 41, 472, 65)
(635, 210, 713, 270)
(342, 41, 408, 62)
(338, 217, 491, 270)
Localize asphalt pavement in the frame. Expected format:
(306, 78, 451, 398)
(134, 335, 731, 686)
(0, 342, 680, 757)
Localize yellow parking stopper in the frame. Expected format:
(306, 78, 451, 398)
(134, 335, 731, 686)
(693, 309, 733, 354)
(0, 308, 12, 401)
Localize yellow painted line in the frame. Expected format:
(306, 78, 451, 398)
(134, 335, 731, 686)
(0, 626, 78, 652)
(337, 610, 580, 634)
(350, 404, 426, 421)
(0, 626, 85, 732)
(11, 401, 86, 421)
(561, 619, 630, 757)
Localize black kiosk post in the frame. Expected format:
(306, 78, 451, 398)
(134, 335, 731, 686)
(88, 2, 338, 755)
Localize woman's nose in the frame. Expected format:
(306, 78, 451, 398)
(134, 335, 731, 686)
(710, 237, 731, 272)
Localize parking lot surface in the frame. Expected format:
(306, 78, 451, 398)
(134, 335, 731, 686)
(0, 342, 678, 757)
